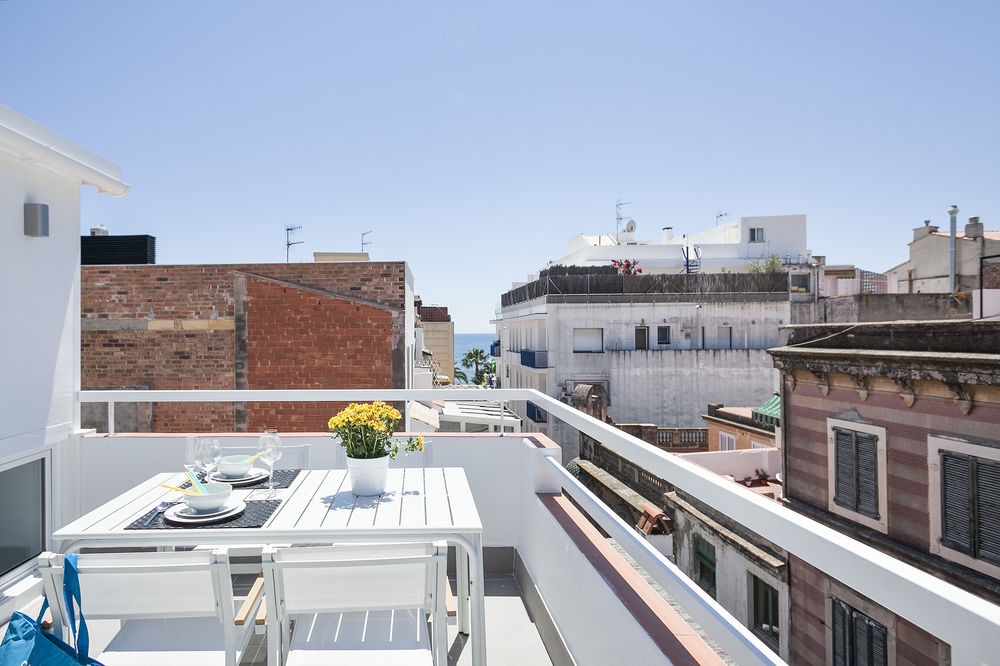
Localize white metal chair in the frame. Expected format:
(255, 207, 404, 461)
(262, 541, 448, 666)
(38, 549, 262, 666)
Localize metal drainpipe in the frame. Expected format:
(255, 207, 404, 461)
(948, 205, 959, 292)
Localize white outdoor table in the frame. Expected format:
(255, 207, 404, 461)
(53, 467, 487, 666)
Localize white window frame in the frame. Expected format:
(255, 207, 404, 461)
(749, 227, 765, 243)
(928, 434, 1000, 579)
(751, 440, 770, 450)
(719, 432, 736, 451)
(826, 417, 888, 533)
(0, 449, 53, 589)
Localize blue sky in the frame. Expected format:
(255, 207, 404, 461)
(3, 1, 998, 332)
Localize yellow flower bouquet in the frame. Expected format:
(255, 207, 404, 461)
(328, 402, 424, 460)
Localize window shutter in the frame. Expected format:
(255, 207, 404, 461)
(852, 612, 870, 666)
(870, 620, 888, 666)
(941, 452, 973, 555)
(834, 429, 857, 510)
(856, 433, 879, 519)
(975, 460, 1000, 564)
(832, 599, 849, 666)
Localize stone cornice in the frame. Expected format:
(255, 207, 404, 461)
(768, 346, 1000, 386)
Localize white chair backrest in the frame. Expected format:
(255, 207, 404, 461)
(219, 443, 309, 470)
(264, 542, 445, 615)
(39, 549, 233, 621)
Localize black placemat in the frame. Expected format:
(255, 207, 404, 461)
(126, 499, 281, 530)
(181, 468, 301, 490)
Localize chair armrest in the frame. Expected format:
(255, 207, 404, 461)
(235, 575, 265, 627)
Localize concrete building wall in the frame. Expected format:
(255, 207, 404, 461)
(81, 262, 409, 432)
(895, 233, 1000, 294)
(706, 421, 775, 451)
(422, 320, 454, 380)
(790, 293, 972, 324)
(672, 508, 790, 663)
(498, 298, 784, 458)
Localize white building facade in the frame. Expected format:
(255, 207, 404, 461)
(0, 104, 127, 602)
(555, 214, 810, 274)
(495, 273, 788, 461)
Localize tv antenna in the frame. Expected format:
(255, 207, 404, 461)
(361, 230, 373, 254)
(716, 211, 729, 225)
(284, 225, 303, 262)
(616, 199, 631, 244)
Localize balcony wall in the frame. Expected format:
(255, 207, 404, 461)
(520, 349, 548, 368)
(64, 429, 749, 665)
(67, 387, 1000, 665)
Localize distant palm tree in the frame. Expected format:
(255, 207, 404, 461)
(453, 367, 469, 384)
(461, 348, 489, 379)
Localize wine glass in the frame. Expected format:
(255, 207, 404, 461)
(194, 438, 221, 480)
(257, 429, 283, 498)
(184, 436, 199, 479)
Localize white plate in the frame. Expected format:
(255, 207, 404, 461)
(164, 500, 247, 525)
(208, 468, 269, 486)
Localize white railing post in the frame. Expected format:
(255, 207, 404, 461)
(107, 401, 115, 436)
(499, 401, 505, 436)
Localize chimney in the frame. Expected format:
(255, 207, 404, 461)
(913, 220, 938, 241)
(661, 226, 674, 243)
(90, 223, 108, 236)
(965, 216, 983, 239)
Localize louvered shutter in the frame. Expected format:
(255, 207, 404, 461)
(832, 599, 849, 666)
(870, 620, 888, 666)
(853, 613, 870, 666)
(856, 433, 879, 519)
(975, 460, 1000, 564)
(834, 429, 857, 511)
(941, 452, 973, 555)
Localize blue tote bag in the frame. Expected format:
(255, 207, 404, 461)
(0, 554, 104, 665)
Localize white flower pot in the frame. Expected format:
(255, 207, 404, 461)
(347, 456, 389, 496)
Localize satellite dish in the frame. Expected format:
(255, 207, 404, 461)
(625, 219, 636, 233)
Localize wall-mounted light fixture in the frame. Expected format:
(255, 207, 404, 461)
(24, 203, 49, 237)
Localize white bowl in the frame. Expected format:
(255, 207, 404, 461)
(183, 482, 232, 513)
(218, 455, 253, 478)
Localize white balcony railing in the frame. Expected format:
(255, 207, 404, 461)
(78, 388, 1000, 665)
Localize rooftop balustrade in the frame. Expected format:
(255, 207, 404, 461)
(25, 387, 1000, 665)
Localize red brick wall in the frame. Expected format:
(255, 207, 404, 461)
(784, 381, 1000, 552)
(984, 263, 1000, 289)
(244, 278, 394, 431)
(81, 329, 236, 432)
(82, 262, 406, 318)
(81, 263, 406, 433)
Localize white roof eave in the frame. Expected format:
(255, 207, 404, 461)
(0, 104, 129, 197)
